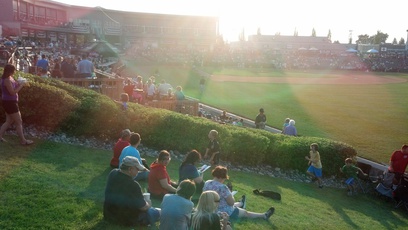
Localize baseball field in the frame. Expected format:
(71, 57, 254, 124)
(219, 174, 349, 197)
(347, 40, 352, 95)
(131, 64, 408, 164)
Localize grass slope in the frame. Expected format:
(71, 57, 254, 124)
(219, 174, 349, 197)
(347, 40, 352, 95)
(0, 138, 407, 229)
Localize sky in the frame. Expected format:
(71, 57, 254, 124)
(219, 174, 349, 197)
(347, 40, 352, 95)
(53, 0, 408, 44)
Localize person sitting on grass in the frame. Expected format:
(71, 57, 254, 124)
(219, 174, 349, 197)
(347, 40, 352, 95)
(191, 190, 233, 230)
(282, 119, 297, 136)
(178, 150, 204, 194)
(203, 166, 275, 221)
(159, 179, 196, 230)
(110, 129, 132, 168)
(340, 158, 368, 196)
(104, 156, 160, 227)
(119, 133, 150, 181)
(148, 150, 178, 200)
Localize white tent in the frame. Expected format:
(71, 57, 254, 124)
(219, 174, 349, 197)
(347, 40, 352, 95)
(366, 49, 379, 53)
(346, 48, 358, 53)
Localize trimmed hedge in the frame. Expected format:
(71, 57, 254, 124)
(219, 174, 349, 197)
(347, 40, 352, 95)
(0, 70, 357, 176)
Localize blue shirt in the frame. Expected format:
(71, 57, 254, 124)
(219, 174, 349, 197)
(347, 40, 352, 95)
(160, 194, 194, 230)
(119, 146, 142, 166)
(178, 164, 200, 183)
(36, 58, 49, 71)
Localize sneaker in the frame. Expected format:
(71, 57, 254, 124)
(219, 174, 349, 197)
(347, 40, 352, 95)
(318, 185, 323, 189)
(265, 207, 275, 220)
(241, 195, 247, 209)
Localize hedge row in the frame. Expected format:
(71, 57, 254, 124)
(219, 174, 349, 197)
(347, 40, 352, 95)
(0, 71, 357, 176)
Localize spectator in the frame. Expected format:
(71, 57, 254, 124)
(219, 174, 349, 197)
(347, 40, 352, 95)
(282, 119, 297, 136)
(103, 156, 160, 227)
(110, 129, 132, 168)
(145, 79, 156, 101)
(77, 53, 94, 78)
(204, 130, 220, 166)
(255, 108, 266, 129)
(36, 54, 48, 72)
(159, 179, 196, 230)
(39, 68, 48, 78)
(340, 158, 367, 196)
(60, 56, 76, 78)
(157, 80, 172, 99)
(133, 76, 144, 104)
(203, 166, 275, 221)
(388, 144, 408, 189)
(191, 190, 232, 230)
(174, 86, 185, 112)
(199, 77, 205, 95)
(148, 150, 178, 200)
(0, 64, 33, 145)
(114, 93, 130, 111)
(123, 79, 135, 102)
(51, 58, 62, 78)
(219, 110, 228, 123)
(305, 143, 323, 188)
(119, 133, 150, 181)
(179, 150, 204, 194)
(281, 118, 290, 134)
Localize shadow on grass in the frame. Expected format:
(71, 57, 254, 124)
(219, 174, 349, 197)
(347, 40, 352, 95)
(286, 182, 408, 229)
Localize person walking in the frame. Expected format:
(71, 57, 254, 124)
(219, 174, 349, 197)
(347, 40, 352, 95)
(0, 64, 33, 145)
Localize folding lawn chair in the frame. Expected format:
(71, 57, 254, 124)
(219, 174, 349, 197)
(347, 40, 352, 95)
(355, 162, 379, 194)
(393, 175, 408, 211)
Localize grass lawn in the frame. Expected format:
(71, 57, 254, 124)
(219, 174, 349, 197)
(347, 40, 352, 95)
(131, 64, 408, 164)
(1, 138, 408, 229)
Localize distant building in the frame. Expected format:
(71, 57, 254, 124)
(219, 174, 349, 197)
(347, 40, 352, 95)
(0, 0, 218, 50)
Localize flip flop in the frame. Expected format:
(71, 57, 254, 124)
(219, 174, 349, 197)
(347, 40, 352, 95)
(21, 140, 34, 145)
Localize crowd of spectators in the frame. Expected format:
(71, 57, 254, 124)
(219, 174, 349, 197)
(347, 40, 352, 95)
(123, 43, 408, 73)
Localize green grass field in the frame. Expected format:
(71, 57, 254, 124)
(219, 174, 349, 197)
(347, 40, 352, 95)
(131, 64, 408, 164)
(1, 138, 408, 229)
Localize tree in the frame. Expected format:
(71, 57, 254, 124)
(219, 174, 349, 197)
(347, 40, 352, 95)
(348, 37, 352, 44)
(392, 38, 398, 45)
(294, 27, 298, 36)
(369, 30, 388, 44)
(257, 27, 261, 35)
(399, 37, 405, 45)
(327, 29, 332, 41)
(275, 31, 281, 36)
(238, 28, 245, 42)
(311, 28, 316, 37)
(356, 34, 370, 44)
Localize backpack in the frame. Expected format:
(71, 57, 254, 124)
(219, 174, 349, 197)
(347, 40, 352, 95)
(253, 189, 281, 200)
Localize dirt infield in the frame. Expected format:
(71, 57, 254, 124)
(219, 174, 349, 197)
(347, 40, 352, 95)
(211, 73, 407, 85)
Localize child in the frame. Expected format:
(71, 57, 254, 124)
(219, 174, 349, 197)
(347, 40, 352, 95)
(204, 130, 220, 166)
(305, 143, 323, 188)
(340, 158, 367, 196)
(281, 118, 290, 134)
(114, 93, 129, 111)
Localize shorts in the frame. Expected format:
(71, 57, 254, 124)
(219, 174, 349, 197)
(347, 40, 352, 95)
(345, 177, 355, 185)
(307, 165, 322, 178)
(229, 207, 240, 219)
(2, 100, 19, 114)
